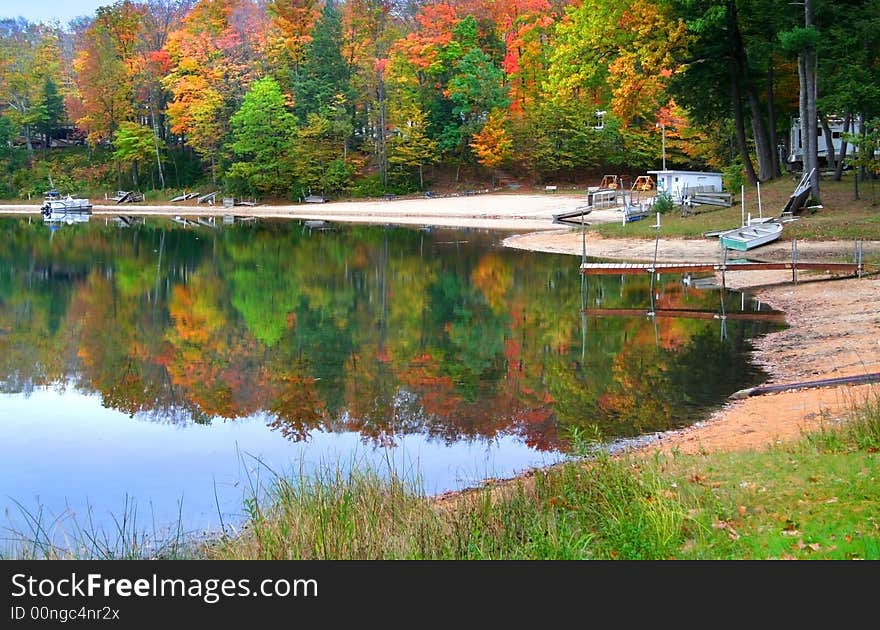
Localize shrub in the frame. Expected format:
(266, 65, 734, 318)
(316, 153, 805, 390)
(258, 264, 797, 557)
(652, 191, 675, 214)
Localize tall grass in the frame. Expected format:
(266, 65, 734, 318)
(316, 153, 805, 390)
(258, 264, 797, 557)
(206, 448, 691, 560)
(1, 494, 197, 560)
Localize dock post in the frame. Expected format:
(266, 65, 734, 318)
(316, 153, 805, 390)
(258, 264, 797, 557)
(720, 245, 728, 290)
(581, 204, 587, 266)
(855, 239, 863, 278)
(791, 239, 798, 284)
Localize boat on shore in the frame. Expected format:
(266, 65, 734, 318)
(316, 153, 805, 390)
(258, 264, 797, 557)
(719, 220, 783, 251)
(41, 192, 92, 215)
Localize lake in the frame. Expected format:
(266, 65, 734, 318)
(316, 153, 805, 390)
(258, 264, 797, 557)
(0, 216, 781, 551)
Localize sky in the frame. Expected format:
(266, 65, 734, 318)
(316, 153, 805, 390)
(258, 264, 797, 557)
(1, 1, 106, 26)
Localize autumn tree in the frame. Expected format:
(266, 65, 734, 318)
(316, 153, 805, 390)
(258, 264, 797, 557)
(387, 101, 437, 189)
(470, 108, 512, 187)
(292, 108, 355, 197)
(341, 0, 400, 185)
(545, 0, 688, 171)
(73, 2, 146, 145)
(266, 0, 322, 85)
(0, 19, 64, 153)
(163, 0, 269, 183)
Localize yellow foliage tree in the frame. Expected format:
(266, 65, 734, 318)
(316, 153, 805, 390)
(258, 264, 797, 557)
(470, 109, 512, 187)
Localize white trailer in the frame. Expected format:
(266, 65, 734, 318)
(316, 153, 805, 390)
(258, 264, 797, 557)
(787, 116, 864, 167)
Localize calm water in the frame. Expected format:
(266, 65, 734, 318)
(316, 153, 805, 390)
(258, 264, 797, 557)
(0, 217, 781, 548)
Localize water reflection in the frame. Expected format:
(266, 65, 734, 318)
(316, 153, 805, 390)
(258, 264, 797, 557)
(0, 218, 783, 444)
(0, 217, 783, 538)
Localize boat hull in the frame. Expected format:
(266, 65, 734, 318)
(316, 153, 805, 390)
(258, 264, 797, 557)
(719, 222, 782, 251)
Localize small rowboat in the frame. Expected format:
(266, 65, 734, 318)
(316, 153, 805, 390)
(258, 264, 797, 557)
(719, 220, 783, 251)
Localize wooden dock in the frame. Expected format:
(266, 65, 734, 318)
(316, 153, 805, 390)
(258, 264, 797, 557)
(580, 261, 864, 276)
(584, 308, 786, 322)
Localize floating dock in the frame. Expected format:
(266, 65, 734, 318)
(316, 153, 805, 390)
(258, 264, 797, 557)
(580, 261, 864, 276)
(584, 308, 786, 323)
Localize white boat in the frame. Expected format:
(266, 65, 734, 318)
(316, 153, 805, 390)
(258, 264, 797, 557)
(719, 220, 783, 251)
(41, 193, 92, 215)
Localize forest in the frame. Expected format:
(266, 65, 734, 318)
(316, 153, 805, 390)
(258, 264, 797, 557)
(0, 0, 878, 201)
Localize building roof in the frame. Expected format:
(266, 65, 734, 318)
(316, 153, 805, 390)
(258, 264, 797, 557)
(647, 170, 723, 177)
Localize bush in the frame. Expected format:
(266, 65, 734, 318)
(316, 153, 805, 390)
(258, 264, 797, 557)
(722, 161, 745, 193)
(652, 191, 675, 214)
(349, 175, 387, 199)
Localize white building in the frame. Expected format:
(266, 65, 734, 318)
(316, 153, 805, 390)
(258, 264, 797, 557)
(646, 170, 724, 203)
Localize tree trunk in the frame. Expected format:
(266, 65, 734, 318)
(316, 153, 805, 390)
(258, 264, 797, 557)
(729, 0, 773, 181)
(132, 159, 139, 189)
(24, 125, 33, 153)
(819, 112, 836, 170)
(802, 0, 820, 201)
(376, 72, 388, 187)
(748, 89, 774, 181)
(731, 73, 758, 185)
(833, 113, 851, 181)
(149, 100, 165, 190)
(767, 63, 779, 177)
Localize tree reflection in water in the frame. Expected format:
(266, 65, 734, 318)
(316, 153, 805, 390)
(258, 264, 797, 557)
(0, 218, 782, 452)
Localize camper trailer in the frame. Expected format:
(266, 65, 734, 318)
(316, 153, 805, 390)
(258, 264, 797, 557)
(788, 116, 864, 168)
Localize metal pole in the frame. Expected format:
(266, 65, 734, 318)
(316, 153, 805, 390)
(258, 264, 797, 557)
(649, 213, 661, 300)
(661, 124, 666, 171)
(757, 181, 763, 219)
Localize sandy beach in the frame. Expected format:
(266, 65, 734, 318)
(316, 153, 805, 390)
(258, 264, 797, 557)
(4, 192, 879, 456)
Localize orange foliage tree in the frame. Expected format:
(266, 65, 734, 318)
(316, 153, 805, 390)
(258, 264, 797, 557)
(469, 109, 512, 186)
